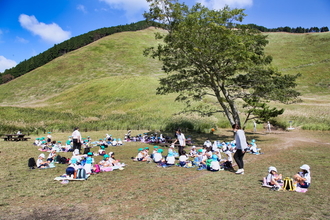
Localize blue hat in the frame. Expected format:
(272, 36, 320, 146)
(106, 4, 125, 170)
(212, 154, 218, 161)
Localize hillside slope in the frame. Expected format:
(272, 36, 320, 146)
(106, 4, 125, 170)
(265, 32, 330, 94)
(0, 28, 329, 132)
(0, 27, 166, 105)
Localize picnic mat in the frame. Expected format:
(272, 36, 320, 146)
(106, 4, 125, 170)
(54, 174, 90, 181)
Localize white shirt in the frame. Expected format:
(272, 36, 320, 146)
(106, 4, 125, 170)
(210, 160, 220, 170)
(72, 130, 82, 141)
(37, 158, 44, 167)
(204, 140, 212, 148)
(153, 153, 162, 162)
(179, 155, 188, 162)
(176, 133, 186, 146)
(166, 156, 175, 164)
(299, 171, 311, 184)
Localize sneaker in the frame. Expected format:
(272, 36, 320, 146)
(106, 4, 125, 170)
(235, 169, 244, 174)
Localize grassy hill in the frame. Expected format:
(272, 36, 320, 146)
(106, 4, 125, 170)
(0, 28, 329, 134)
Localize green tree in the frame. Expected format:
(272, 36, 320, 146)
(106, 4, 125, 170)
(144, 0, 300, 127)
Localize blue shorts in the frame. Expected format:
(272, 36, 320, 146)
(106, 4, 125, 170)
(66, 167, 75, 175)
(298, 182, 310, 188)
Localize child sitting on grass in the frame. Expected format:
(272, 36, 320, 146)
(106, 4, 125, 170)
(153, 148, 164, 164)
(266, 166, 283, 189)
(189, 146, 198, 157)
(166, 152, 176, 166)
(208, 154, 221, 172)
(293, 164, 311, 188)
(178, 150, 188, 167)
(37, 153, 49, 168)
(133, 148, 147, 161)
(108, 152, 125, 169)
(98, 145, 106, 156)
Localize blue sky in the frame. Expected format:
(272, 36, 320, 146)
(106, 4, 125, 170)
(1, 0, 329, 73)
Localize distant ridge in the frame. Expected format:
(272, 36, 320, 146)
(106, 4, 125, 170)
(0, 20, 154, 84)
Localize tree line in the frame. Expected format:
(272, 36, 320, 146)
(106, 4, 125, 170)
(247, 24, 329, 33)
(0, 20, 154, 84)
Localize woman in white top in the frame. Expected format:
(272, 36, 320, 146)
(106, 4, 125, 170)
(72, 127, 82, 154)
(232, 124, 248, 174)
(173, 129, 186, 156)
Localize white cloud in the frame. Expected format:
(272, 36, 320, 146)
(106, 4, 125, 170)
(0, 56, 17, 73)
(197, 0, 253, 9)
(18, 14, 71, 43)
(16, 36, 29, 44)
(77, 4, 88, 13)
(99, 0, 149, 18)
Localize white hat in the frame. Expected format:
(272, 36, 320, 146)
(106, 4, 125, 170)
(109, 152, 114, 156)
(192, 146, 196, 148)
(39, 153, 45, 158)
(170, 144, 175, 148)
(300, 164, 310, 172)
(268, 166, 277, 173)
(73, 149, 79, 155)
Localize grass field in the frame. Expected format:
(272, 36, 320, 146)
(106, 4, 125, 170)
(0, 29, 330, 134)
(0, 128, 329, 219)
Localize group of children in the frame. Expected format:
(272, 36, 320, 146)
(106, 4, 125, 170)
(132, 143, 236, 172)
(33, 133, 127, 182)
(31, 131, 312, 191)
(65, 149, 126, 178)
(265, 164, 311, 190)
(34, 133, 125, 155)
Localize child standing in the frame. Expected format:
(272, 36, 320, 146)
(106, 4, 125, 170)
(84, 152, 94, 174)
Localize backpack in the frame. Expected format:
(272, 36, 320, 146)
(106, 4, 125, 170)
(83, 147, 90, 154)
(76, 168, 87, 179)
(221, 161, 233, 171)
(282, 177, 296, 191)
(93, 164, 100, 174)
(28, 157, 37, 169)
(56, 156, 68, 164)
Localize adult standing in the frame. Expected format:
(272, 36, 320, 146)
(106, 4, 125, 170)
(232, 124, 248, 174)
(267, 121, 271, 133)
(72, 127, 82, 154)
(173, 129, 186, 156)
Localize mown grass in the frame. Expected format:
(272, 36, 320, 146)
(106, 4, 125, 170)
(0, 129, 329, 219)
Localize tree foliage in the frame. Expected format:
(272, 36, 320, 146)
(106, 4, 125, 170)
(144, 0, 300, 127)
(247, 23, 329, 33)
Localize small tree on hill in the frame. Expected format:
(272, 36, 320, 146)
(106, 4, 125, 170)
(144, 0, 300, 128)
